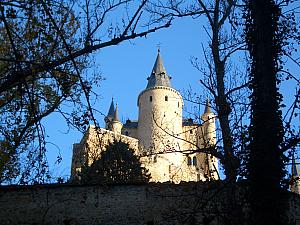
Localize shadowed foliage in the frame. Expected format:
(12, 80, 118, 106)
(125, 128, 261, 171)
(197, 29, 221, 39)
(245, 0, 289, 224)
(82, 140, 151, 184)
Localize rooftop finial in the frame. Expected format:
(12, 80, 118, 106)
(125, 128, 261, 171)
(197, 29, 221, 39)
(156, 42, 162, 53)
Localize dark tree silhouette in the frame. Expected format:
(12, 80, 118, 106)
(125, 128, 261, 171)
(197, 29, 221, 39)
(245, 0, 287, 224)
(82, 140, 151, 184)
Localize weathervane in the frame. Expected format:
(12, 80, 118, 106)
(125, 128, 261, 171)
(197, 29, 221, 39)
(156, 42, 162, 52)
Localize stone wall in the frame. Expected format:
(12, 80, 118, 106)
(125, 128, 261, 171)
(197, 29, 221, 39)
(0, 182, 299, 225)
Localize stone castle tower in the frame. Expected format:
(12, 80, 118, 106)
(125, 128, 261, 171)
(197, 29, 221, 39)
(71, 50, 219, 183)
(290, 156, 300, 194)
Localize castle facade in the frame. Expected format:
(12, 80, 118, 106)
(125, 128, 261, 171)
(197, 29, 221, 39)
(71, 50, 219, 183)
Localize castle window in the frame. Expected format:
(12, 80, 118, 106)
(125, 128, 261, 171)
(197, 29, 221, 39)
(193, 156, 197, 166)
(165, 95, 168, 101)
(178, 102, 179, 108)
(190, 130, 193, 134)
(187, 156, 192, 165)
(150, 96, 152, 102)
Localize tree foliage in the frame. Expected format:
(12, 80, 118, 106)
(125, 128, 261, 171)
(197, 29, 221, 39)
(0, 0, 169, 183)
(0, 0, 81, 184)
(244, 0, 295, 224)
(81, 140, 151, 184)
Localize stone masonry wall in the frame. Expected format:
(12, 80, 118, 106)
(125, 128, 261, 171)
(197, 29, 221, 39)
(0, 183, 300, 225)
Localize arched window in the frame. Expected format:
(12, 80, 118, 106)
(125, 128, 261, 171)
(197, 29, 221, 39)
(150, 96, 152, 102)
(187, 156, 192, 166)
(124, 131, 129, 136)
(193, 156, 197, 166)
(165, 95, 168, 101)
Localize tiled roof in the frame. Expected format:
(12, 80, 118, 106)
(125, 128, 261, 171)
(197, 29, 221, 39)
(146, 50, 172, 89)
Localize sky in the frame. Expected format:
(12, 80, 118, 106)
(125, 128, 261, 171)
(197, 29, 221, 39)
(42, 8, 300, 181)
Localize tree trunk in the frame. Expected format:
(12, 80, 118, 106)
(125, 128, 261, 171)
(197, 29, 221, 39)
(210, 3, 242, 224)
(245, 1, 287, 224)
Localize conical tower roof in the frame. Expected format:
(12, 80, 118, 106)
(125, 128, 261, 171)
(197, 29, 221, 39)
(107, 98, 115, 118)
(204, 99, 213, 114)
(292, 156, 299, 177)
(146, 50, 172, 89)
(113, 103, 120, 122)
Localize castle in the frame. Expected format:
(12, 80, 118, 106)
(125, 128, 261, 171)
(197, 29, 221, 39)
(291, 156, 300, 194)
(70, 50, 219, 183)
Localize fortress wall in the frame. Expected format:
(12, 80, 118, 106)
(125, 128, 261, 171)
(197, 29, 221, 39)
(0, 183, 300, 225)
(0, 182, 223, 225)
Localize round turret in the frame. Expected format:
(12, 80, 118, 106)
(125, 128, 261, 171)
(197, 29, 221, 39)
(111, 104, 123, 134)
(137, 87, 183, 152)
(137, 51, 183, 153)
(137, 51, 184, 182)
(200, 99, 216, 146)
(198, 99, 218, 180)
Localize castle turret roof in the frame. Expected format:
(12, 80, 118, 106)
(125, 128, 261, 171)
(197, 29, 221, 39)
(204, 99, 213, 114)
(113, 103, 120, 122)
(292, 156, 299, 177)
(146, 50, 172, 89)
(107, 98, 115, 118)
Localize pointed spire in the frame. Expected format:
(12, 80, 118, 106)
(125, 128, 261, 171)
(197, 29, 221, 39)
(113, 103, 120, 122)
(292, 156, 299, 177)
(152, 48, 166, 75)
(107, 98, 115, 118)
(146, 50, 172, 89)
(204, 99, 212, 114)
